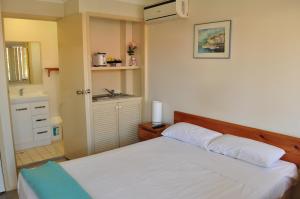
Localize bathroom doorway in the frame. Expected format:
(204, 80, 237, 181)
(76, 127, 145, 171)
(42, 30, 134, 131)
(3, 18, 65, 169)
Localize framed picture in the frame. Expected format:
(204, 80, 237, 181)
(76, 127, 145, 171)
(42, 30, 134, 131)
(194, 20, 231, 59)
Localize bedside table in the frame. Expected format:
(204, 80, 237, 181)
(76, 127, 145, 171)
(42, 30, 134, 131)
(138, 122, 170, 141)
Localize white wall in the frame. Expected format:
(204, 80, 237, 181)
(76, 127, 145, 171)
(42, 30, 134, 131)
(4, 18, 60, 118)
(147, 0, 300, 137)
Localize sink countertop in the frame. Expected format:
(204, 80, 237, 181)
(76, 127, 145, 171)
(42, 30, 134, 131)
(92, 94, 141, 103)
(10, 92, 48, 104)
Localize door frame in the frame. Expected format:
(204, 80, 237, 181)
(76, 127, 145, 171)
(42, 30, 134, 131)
(0, 10, 63, 190)
(82, 13, 93, 155)
(0, 3, 18, 191)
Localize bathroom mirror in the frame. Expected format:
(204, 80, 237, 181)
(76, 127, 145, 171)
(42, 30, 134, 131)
(5, 41, 42, 84)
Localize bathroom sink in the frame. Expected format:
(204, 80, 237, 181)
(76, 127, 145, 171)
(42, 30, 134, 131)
(10, 92, 48, 104)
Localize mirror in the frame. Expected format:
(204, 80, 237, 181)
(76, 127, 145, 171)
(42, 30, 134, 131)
(5, 41, 42, 84)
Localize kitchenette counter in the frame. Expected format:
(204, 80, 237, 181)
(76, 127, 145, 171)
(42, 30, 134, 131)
(92, 94, 142, 104)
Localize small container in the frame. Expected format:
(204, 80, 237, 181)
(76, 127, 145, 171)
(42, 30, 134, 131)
(92, 52, 107, 66)
(51, 116, 63, 141)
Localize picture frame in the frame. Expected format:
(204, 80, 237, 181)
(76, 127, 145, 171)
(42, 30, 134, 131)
(194, 20, 231, 59)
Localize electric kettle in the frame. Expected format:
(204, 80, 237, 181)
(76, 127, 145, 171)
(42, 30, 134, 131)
(92, 52, 107, 66)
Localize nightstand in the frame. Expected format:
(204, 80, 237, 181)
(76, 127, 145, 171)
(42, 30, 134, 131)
(138, 122, 170, 141)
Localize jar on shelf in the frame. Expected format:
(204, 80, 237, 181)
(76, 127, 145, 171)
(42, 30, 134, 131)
(129, 56, 137, 66)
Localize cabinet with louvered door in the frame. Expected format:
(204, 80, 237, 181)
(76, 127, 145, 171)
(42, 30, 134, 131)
(118, 99, 142, 147)
(93, 102, 119, 153)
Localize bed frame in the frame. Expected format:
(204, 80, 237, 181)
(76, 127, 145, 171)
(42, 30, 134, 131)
(174, 111, 300, 167)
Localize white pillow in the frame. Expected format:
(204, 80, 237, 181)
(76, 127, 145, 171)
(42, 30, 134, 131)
(162, 122, 222, 149)
(208, 134, 286, 167)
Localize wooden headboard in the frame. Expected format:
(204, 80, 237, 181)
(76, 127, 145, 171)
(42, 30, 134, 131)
(174, 111, 300, 167)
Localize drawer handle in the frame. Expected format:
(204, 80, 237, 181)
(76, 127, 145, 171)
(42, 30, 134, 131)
(16, 108, 28, 111)
(36, 119, 47, 122)
(37, 131, 48, 134)
(35, 106, 46, 109)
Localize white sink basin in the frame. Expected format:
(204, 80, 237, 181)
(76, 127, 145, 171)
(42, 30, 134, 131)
(10, 92, 48, 104)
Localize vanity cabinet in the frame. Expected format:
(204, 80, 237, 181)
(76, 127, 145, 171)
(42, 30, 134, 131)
(11, 104, 33, 151)
(92, 97, 141, 153)
(11, 100, 51, 151)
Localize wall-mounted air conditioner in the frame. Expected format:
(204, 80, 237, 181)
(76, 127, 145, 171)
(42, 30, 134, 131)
(144, 0, 189, 23)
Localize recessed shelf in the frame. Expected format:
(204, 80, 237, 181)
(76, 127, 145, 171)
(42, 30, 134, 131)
(91, 66, 140, 71)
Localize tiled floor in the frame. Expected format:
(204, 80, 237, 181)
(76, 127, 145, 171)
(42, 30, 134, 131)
(15, 141, 64, 168)
(0, 190, 18, 199)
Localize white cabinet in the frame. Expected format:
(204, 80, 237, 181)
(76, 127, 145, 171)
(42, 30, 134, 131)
(92, 98, 141, 153)
(11, 104, 34, 150)
(11, 100, 51, 151)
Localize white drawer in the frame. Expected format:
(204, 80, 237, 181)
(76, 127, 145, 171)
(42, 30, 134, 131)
(32, 114, 49, 128)
(34, 127, 51, 140)
(12, 104, 31, 112)
(34, 127, 51, 147)
(30, 102, 49, 116)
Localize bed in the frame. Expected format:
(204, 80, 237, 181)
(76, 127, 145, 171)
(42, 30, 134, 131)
(18, 111, 300, 199)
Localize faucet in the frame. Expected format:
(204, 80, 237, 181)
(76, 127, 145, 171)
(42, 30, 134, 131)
(104, 88, 115, 97)
(19, 88, 24, 96)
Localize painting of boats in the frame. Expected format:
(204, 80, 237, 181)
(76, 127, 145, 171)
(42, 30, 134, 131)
(194, 20, 231, 58)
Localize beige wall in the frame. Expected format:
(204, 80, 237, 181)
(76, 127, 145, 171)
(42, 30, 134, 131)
(79, 0, 143, 19)
(64, 0, 79, 16)
(147, 0, 300, 137)
(28, 42, 42, 84)
(90, 17, 122, 95)
(1, 0, 143, 20)
(4, 18, 60, 118)
(1, 0, 64, 20)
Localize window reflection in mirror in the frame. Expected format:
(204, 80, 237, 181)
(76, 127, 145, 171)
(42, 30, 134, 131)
(5, 42, 42, 84)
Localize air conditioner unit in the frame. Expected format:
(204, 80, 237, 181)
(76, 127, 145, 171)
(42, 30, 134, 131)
(144, 0, 189, 23)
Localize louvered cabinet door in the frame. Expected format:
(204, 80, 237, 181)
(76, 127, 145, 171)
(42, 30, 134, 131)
(93, 102, 119, 153)
(118, 99, 142, 147)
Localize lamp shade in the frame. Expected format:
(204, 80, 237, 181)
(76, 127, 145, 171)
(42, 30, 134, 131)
(152, 101, 162, 124)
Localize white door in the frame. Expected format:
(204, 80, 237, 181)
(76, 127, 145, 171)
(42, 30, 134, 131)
(118, 99, 141, 147)
(58, 14, 91, 159)
(93, 102, 119, 153)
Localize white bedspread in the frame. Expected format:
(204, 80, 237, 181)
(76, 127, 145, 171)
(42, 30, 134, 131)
(18, 137, 298, 199)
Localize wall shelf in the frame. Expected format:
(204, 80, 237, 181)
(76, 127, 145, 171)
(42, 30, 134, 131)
(88, 16, 144, 97)
(45, 67, 59, 77)
(91, 66, 140, 71)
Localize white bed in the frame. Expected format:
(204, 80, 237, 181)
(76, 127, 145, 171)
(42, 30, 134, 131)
(18, 137, 297, 199)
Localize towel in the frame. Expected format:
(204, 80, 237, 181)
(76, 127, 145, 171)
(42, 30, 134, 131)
(21, 161, 92, 199)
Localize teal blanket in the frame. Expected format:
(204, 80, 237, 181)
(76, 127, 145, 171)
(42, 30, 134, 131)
(21, 161, 92, 199)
